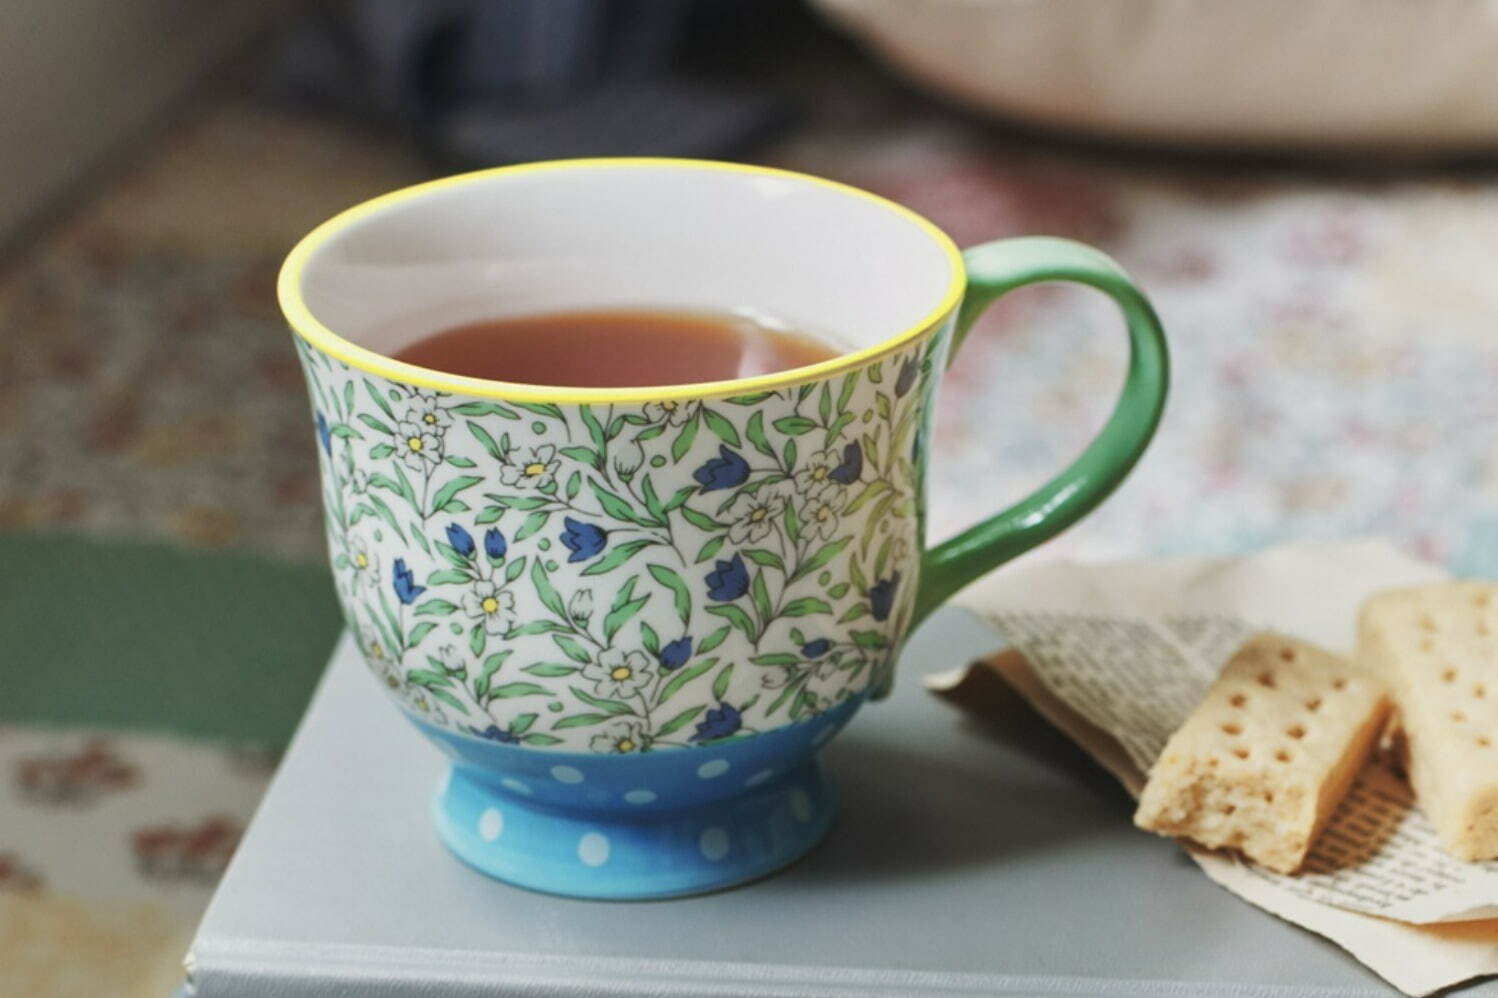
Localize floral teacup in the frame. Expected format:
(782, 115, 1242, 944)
(280, 159, 1168, 899)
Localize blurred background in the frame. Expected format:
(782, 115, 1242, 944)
(4, 1, 1498, 993)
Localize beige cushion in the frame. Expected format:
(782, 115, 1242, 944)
(813, 0, 1498, 150)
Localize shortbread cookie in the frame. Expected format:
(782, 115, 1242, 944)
(1359, 582, 1498, 861)
(1135, 633, 1390, 873)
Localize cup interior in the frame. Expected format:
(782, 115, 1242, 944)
(290, 160, 959, 371)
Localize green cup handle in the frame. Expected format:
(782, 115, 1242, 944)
(909, 236, 1170, 627)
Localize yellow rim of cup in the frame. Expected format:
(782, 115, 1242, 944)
(277, 157, 965, 404)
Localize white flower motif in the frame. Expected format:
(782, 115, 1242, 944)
(797, 489, 843, 541)
(395, 419, 443, 470)
(356, 623, 392, 668)
(461, 579, 516, 635)
(582, 648, 655, 699)
(725, 483, 790, 544)
(348, 535, 380, 590)
(589, 718, 645, 755)
(405, 400, 451, 432)
(612, 436, 646, 478)
(568, 588, 594, 623)
(410, 386, 441, 404)
(435, 643, 466, 676)
(643, 398, 700, 426)
(349, 468, 369, 494)
(498, 444, 560, 490)
(793, 449, 842, 498)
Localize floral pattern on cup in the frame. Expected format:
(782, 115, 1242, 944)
(296, 327, 948, 752)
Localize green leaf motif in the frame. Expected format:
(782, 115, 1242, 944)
(446, 454, 477, 469)
(369, 443, 396, 459)
(469, 623, 486, 657)
(515, 510, 549, 542)
(658, 657, 717, 705)
(475, 505, 504, 525)
(430, 476, 482, 516)
(680, 505, 722, 532)
(426, 568, 469, 586)
(488, 682, 552, 699)
(781, 597, 833, 618)
(590, 482, 654, 526)
(523, 663, 578, 678)
(646, 564, 692, 624)
(414, 599, 458, 617)
(706, 603, 756, 640)
(851, 629, 890, 649)
(603, 595, 650, 643)
(531, 559, 566, 618)
(580, 405, 607, 451)
(406, 621, 437, 647)
(365, 379, 396, 419)
(742, 548, 784, 571)
(751, 570, 773, 627)
(639, 620, 660, 655)
(750, 652, 799, 666)
(561, 445, 601, 469)
(745, 410, 775, 457)
(791, 536, 851, 582)
(552, 712, 613, 730)
(695, 535, 726, 564)
(656, 705, 705, 738)
(553, 633, 592, 664)
(670, 413, 700, 462)
(569, 686, 636, 715)
(522, 733, 562, 746)
(358, 413, 394, 435)
(773, 415, 816, 436)
(514, 401, 565, 421)
(504, 557, 527, 582)
(452, 401, 519, 419)
(580, 538, 654, 576)
(697, 625, 731, 654)
(712, 662, 734, 701)
(466, 421, 505, 460)
(479, 651, 512, 684)
(511, 713, 537, 735)
(702, 408, 741, 447)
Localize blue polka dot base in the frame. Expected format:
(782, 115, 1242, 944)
(417, 697, 856, 899)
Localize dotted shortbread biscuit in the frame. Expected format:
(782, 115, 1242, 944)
(1135, 633, 1390, 874)
(1359, 582, 1498, 861)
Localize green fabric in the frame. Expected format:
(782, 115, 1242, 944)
(1, 533, 342, 748)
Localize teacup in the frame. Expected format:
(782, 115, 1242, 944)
(279, 159, 1167, 899)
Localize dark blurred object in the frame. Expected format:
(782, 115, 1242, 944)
(259, 0, 811, 166)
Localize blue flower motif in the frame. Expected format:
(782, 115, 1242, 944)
(869, 571, 901, 622)
(469, 724, 520, 744)
(894, 356, 919, 397)
(828, 441, 863, 485)
(484, 527, 507, 560)
(314, 411, 332, 456)
(691, 703, 742, 742)
(393, 558, 426, 605)
(705, 553, 749, 601)
(801, 638, 832, 659)
(693, 445, 750, 492)
(446, 523, 474, 558)
(659, 636, 693, 671)
(560, 517, 608, 563)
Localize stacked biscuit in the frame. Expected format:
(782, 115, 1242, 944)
(1134, 581, 1498, 873)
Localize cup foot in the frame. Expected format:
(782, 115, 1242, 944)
(433, 758, 835, 899)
